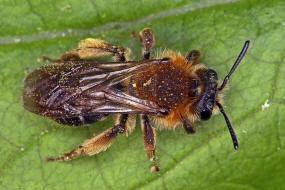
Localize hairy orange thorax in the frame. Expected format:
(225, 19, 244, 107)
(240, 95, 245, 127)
(135, 58, 189, 108)
(133, 53, 193, 128)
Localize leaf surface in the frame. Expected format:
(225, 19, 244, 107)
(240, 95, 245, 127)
(0, 0, 284, 189)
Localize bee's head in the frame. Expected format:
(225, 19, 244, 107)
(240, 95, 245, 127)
(195, 40, 250, 150)
(196, 69, 218, 120)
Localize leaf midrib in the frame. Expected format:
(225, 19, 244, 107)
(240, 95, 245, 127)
(0, 0, 241, 45)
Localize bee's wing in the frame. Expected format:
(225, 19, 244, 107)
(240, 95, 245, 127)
(22, 60, 168, 125)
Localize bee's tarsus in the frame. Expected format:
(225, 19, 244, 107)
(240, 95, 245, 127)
(150, 165, 160, 172)
(45, 157, 55, 162)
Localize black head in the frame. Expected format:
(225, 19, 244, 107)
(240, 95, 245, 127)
(197, 69, 218, 120)
(192, 41, 250, 150)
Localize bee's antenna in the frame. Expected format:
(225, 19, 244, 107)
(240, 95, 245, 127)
(218, 40, 250, 91)
(216, 102, 239, 150)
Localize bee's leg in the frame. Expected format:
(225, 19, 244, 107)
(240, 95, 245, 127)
(140, 115, 160, 172)
(43, 38, 129, 63)
(115, 114, 136, 136)
(181, 117, 196, 135)
(132, 28, 155, 60)
(46, 114, 136, 162)
(185, 50, 201, 65)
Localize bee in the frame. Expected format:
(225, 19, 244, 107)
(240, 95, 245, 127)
(22, 28, 250, 172)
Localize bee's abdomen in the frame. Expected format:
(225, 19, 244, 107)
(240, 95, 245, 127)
(134, 64, 189, 109)
(54, 114, 108, 126)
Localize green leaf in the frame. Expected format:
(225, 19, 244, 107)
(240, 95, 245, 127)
(0, 0, 284, 189)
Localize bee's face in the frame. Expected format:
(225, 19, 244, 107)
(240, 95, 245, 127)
(196, 69, 218, 120)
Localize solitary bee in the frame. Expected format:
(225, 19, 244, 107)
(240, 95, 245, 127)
(22, 28, 249, 172)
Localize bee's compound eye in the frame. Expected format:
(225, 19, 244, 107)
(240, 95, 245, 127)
(200, 109, 212, 120)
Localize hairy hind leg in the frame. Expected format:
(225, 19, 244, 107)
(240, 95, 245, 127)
(43, 38, 130, 63)
(46, 114, 136, 162)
